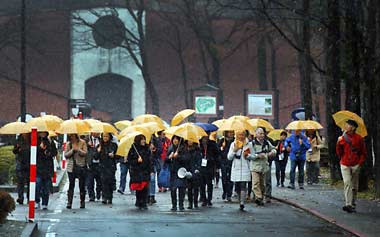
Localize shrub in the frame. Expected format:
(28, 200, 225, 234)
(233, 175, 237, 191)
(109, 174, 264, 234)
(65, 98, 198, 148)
(0, 191, 16, 223)
(0, 146, 16, 185)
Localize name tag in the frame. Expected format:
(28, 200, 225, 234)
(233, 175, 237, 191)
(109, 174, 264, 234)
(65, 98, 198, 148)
(201, 159, 208, 167)
(279, 153, 284, 161)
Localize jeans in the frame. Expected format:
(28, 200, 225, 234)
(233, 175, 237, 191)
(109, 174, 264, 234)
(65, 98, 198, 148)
(16, 170, 29, 202)
(200, 172, 213, 204)
(87, 165, 102, 200)
(289, 159, 306, 187)
(221, 164, 233, 198)
(149, 172, 156, 196)
(118, 162, 129, 192)
(306, 161, 320, 184)
(36, 176, 51, 206)
(275, 158, 288, 185)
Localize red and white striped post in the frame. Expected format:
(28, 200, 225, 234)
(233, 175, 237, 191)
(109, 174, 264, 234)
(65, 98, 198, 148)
(52, 157, 57, 184)
(62, 134, 67, 170)
(29, 127, 37, 222)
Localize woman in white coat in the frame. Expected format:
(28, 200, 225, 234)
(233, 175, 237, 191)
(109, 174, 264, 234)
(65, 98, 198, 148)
(228, 130, 254, 211)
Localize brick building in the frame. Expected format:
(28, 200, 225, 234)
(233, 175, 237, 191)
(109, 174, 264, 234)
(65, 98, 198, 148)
(0, 1, 324, 129)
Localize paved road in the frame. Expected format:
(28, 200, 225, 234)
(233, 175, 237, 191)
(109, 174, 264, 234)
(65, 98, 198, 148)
(9, 166, 352, 237)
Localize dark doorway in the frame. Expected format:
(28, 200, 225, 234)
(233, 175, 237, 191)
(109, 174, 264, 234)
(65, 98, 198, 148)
(85, 73, 132, 121)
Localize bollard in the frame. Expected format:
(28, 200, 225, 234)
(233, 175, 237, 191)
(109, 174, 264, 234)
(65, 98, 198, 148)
(28, 127, 37, 222)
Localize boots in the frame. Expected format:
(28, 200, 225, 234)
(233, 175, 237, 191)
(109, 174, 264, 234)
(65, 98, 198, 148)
(66, 190, 73, 209)
(150, 195, 157, 204)
(171, 190, 177, 211)
(80, 193, 85, 208)
(179, 188, 185, 211)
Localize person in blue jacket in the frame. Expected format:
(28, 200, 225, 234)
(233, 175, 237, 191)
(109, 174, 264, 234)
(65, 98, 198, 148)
(284, 129, 310, 189)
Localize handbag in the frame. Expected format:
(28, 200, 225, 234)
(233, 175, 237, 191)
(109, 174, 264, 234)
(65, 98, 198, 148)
(158, 165, 170, 188)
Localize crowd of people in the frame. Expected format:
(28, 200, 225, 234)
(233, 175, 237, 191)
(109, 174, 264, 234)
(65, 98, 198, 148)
(11, 118, 366, 213)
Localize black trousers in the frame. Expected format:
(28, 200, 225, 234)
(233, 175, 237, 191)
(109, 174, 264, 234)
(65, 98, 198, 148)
(68, 169, 86, 195)
(101, 172, 115, 201)
(275, 158, 288, 185)
(87, 165, 102, 199)
(136, 186, 149, 208)
(171, 187, 186, 208)
(16, 170, 29, 201)
(200, 172, 213, 203)
(221, 164, 233, 198)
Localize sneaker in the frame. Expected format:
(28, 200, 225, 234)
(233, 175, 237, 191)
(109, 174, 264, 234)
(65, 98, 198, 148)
(171, 207, 177, 211)
(239, 204, 245, 211)
(299, 186, 304, 190)
(201, 202, 207, 207)
(281, 183, 285, 188)
(222, 192, 226, 200)
(17, 198, 23, 205)
(287, 185, 295, 190)
(42, 205, 48, 210)
(179, 206, 185, 211)
(35, 203, 40, 209)
(89, 198, 95, 202)
(276, 183, 280, 187)
(207, 202, 213, 207)
(343, 205, 355, 213)
(227, 197, 232, 202)
(117, 190, 124, 195)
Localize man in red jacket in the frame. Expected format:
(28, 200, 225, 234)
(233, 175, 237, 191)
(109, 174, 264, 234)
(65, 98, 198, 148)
(336, 119, 367, 213)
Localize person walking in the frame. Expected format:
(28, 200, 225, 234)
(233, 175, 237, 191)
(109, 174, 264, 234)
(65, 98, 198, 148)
(148, 135, 162, 204)
(96, 133, 118, 205)
(157, 131, 170, 192)
(218, 131, 234, 202)
(185, 140, 202, 209)
(336, 119, 367, 213)
(128, 134, 152, 210)
(13, 133, 30, 205)
(306, 130, 323, 185)
(166, 136, 189, 211)
(65, 134, 88, 209)
(86, 133, 102, 201)
(199, 135, 220, 207)
(227, 130, 254, 211)
(250, 128, 277, 206)
(285, 129, 311, 190)
(35, 136, 55, 210)
(274, 131, 289, 187)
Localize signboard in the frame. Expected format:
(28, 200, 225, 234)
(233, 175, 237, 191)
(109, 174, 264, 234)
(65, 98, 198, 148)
(247, 94, 273, 116)
(195, 96, 217, 115)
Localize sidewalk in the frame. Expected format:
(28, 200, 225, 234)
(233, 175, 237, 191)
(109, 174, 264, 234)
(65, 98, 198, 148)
(271, 176, 380, 237)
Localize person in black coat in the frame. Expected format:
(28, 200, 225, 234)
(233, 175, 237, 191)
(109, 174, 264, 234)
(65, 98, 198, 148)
(185, 140, 202, 209)
(96, 133, 118, 205)
(35, 136, 55, 210)
(13, 133, 31, 205)
(128, 134, 152, 210)
(166, 136, 189, 211)
(218, 131, 235, 202)
(199, 135, 220, 207)
(275, 131, 289, 187)
(86, 133, 102, 201)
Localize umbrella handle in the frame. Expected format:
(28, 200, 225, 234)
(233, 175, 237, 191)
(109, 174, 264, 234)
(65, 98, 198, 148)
(132, 144, 140, 157)
(176, 138, 183, 153)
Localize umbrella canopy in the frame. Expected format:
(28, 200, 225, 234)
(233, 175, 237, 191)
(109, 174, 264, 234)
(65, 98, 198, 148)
(0, 122, 29, 134)
(56, 119, 91, 134)
(228, 115, 250, 122)
(218, 117, 253, 132)
(84, 119, 102, 127)
(165, 123, 207, 143)
(212, 119, 228, 128)
(90, 122, 118, 135)
(171, 109, 195, 126)
(333, 110, 367, 137)
(194, 122, 218, 133)
(114, 120, 132, 131)
(25, 117, 60, 132)
(42, 114, 64, 124)
(116, 131, 143, 157)
(118, 125, 152, 144)
(285, 120, 320, 130)
(267, 129, 289, 141)
(138, 122, 165, 134)
(132, 114, 165, 127)
(304, 120, 323, 130)
(248, 119, 274, 132)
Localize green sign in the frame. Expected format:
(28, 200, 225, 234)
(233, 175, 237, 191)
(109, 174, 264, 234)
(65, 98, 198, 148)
(195, 96, 216, 114)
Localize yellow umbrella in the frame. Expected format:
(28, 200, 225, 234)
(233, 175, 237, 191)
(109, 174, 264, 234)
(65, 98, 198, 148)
(165, 123, 207, 143)
(218, 117, 253, 132)
(0, 122, 29, 134)
(171, 109, 195, 126)
(42, 114, 64, 124)
(212, 119, 228, 128)
(90, 122, 118, 135)
(333, 110, 367, 137)
(56, 119, 91, 134)
(267, 129, 289, 141)
(132, 114, 165, 127)
(116, 131, 143, 157)
(25, 117, 59, 132)
(118, 125, 152, 144)
(84, 119, 102, 127)
(114, 120, 131, 130)
(228, 115, 250, 121)
(48, 131, 58, 137)
(304, 120, 323, 130)
(285, 120, 318, 130)
(248, 119, 274, 132)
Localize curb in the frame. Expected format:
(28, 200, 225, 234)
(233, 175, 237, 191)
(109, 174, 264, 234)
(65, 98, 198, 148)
(21, 222, 38, 237)
(272, 196, 366, 237)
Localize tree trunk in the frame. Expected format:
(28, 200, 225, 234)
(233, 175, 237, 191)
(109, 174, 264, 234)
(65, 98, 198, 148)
(20, 0, 26, 122)
(179, 51, 190, 109)
(257, 36, 268, 90)
(300, 0, 313, 120)
(269, 38, 279, 128)
(326, 0, 342, 181)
